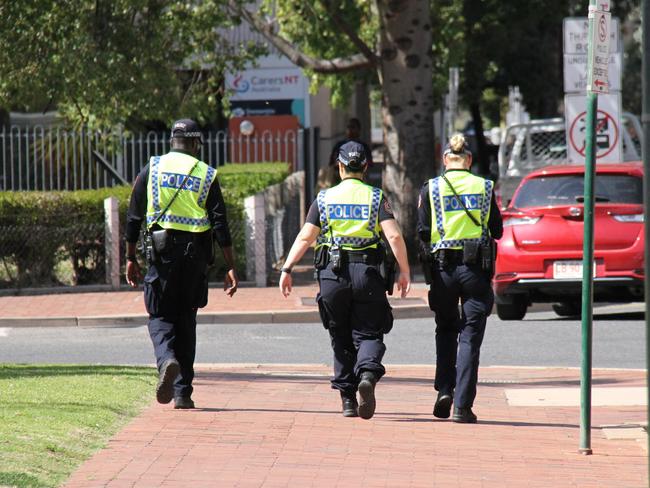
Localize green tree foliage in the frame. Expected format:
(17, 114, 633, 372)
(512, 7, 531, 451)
(0, 1, 263, 130)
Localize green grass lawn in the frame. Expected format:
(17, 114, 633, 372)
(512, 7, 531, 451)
(0, 364, 157, 488)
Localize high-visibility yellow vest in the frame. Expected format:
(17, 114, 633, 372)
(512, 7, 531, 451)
(316, 178, 382, 251)
(146, 152, 217, 233)
(428, 171, 494, 251)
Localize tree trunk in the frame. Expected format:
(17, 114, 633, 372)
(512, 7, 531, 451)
(469, 102, 490, 176)
(377, 0, 435, 257)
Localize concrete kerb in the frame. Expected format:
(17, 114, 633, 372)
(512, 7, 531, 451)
(0, 304, 433, 327)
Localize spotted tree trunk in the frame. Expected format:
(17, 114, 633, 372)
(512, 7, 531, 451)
(377, 0, 434, 256)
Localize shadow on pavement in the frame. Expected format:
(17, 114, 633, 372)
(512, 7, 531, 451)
(476, 419, 579, 428)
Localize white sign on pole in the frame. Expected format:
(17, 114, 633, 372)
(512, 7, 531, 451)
(564, 92, 622, 163)
(563, 17, 620, 54)
(563, 52, 621, 93)
(587, 9, 612, 93)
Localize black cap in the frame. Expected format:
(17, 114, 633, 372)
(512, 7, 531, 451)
(170, 118, 203, 141)
(337, 141, 367, 170)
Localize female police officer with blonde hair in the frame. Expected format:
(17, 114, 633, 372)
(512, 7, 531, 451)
(279, 141, 410, 420)
(417, 133, 502, 423)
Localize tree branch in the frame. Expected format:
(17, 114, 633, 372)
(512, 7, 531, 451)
(228, 1, 374, 74)
(317, 0, 379, 65)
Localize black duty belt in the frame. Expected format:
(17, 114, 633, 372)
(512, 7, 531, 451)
(434, 248, 463, 264)
(344, 250, 382, 265)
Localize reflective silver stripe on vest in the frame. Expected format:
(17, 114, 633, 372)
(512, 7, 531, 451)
(316, 190, 329, 246)
(480, 180, 493, 238)
(146, 214, 210, 227)
(430, 177, 445, 239)
(330, 236, 380, 247)
(197, 165, 216, 207)
(368, 187, 381, 233)
(151, 156, 162, 214)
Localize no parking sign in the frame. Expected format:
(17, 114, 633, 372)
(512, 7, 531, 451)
(564, 92, 622, 163)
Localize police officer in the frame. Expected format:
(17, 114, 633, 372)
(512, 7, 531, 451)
(417, 133, 502, 423)
(279, 141, 410, 420)
(125, 118, 238, 409)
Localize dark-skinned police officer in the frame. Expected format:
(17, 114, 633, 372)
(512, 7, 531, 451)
(417, 133, 502, 423)
(126, 119, 238, 409)
(279, 141, 411, 419)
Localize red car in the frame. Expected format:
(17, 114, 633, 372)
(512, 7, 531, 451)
(494, 162, 644, 320)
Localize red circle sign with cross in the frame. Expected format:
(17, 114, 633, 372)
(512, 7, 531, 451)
(568, 109, 619, 158)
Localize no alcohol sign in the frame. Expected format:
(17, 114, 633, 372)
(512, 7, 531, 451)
(564, 92, 622, 163)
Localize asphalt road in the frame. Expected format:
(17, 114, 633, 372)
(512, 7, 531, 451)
(0, 304, 644, 369)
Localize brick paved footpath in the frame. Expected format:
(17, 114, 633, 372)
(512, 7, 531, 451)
(63, 365, 647, 488)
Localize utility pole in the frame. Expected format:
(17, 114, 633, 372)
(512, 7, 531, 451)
(580, 0, 612, 455)
(641, 0, 650, 482)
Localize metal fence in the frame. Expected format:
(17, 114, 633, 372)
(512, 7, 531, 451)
(0, 214, 106, 289)
(0, 126, 305, 191)
(0, 214, 251, 290)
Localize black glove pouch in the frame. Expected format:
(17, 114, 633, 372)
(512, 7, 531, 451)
(463, 240, 479, 265)
(151, 229, 171, 254)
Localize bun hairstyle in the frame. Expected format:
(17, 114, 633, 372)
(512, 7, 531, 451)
(443, 133, 470, 165)
(449, 134, 467, 153)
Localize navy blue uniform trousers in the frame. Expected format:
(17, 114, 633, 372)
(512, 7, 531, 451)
(143, 241, 208, 399)
(317, 262, 393, 395)
(428, 261, 494, 408)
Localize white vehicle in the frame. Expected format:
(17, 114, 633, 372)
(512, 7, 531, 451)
(496, 113, 642, 206)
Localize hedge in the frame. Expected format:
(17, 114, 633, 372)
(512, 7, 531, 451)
(0, 162, 289, 288)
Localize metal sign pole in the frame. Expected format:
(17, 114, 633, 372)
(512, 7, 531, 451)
(579, 0, 600, 456)
(641, 0, 650, 481)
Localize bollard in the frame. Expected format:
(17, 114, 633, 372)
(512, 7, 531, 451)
(244, 193, 266, 287)
(104, 197, 120, 289)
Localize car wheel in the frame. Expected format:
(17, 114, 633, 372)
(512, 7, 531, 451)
(552, 301, 581, 317)
(496, 297, 527, 321)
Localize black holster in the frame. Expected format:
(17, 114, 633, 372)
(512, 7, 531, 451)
(480, 239, 497, 277)
(382, 248, 396, 295)
(419, 250, 434, 285)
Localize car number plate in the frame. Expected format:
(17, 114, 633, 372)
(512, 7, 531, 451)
(552, 260, 595, 279)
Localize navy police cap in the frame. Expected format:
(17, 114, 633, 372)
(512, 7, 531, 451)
(171, 118, 203, 141)
(337, 141, 367, 170)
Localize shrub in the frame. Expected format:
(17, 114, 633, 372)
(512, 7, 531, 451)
(0, 163, 290, 288)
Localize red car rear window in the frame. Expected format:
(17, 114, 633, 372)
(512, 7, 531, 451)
(513, 174, 642, 208)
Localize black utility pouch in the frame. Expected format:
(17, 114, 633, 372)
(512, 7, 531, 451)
(143, 232, 157, 264)
(463, 240, 480, 265)
(151, 229, 171, 254)
(480, 239, 497, 276)
(330, 246, 341, 273)
(313, 246, 329, 270)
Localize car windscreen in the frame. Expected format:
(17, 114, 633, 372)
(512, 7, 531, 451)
(512, 174, 642, 208)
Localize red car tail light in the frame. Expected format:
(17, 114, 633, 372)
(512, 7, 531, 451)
(495, 273, 517, 280)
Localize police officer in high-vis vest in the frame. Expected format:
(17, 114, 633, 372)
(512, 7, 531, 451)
(279, 141, 411, 420)
(417, 134, 502, 423)
(126, 119, 238, 409)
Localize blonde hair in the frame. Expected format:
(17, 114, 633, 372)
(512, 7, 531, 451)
(444, 133, 470, 165)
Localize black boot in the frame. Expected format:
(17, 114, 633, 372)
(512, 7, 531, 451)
(452, 407, 477, 424)
(174, 396, 195, 409)
(433, 392, 453, 419)
(156, 358, 180, 404)
(340, 392, 358, 417)
(357, 371, 377, 420)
